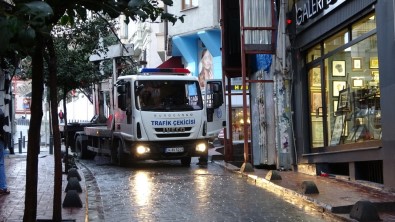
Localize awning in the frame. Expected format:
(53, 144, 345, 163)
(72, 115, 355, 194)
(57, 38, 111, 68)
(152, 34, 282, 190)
(157, 56, 183, 68)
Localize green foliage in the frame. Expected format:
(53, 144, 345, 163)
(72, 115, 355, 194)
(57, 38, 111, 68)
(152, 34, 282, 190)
(1, 0, 184, 57)
(0, 1, 53, 56)
(2, 0, 186, 108)
(16, 1, 54, 28)
(52, 15, 117, 100)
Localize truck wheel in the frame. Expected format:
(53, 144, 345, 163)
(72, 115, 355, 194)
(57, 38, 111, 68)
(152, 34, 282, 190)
(69, 132, 76, 152)
(117, 140, 129, 167)
(180, 157, 191, 166)
(75, 136, 94, 159)
(110, 142, 119, 165)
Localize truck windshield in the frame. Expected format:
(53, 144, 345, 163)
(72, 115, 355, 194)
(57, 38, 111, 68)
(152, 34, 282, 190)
(135, 80, 203, 111)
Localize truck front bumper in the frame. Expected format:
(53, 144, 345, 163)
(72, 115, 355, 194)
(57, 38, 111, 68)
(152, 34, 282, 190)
(126, 139, 208, 160)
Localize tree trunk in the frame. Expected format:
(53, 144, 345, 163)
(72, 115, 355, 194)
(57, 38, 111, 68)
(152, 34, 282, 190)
(46, 37, 63, 221)
(62, 90, 69, 173)
(23, 33, 44, 222)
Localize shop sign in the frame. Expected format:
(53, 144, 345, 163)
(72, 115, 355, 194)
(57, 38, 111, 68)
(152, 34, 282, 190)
(229, 85, 249, 91)
(295, 0, 346, 26)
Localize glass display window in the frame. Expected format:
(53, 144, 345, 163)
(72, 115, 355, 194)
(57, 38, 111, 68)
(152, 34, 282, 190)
(306, 13, 380, 149)
(231, 108, 251, 141)
(306, 44, 321, 63)
(324, 29, 348, 55)
(352, 13, 376, 40)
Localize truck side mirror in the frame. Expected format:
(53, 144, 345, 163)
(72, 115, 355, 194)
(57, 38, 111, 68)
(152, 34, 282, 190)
(117, 85, 126, 94)
(212, 93, 221, 109)
(118, 94, 127, 110)
(212, 84, 219, 92)
(211, 83, 223, 109)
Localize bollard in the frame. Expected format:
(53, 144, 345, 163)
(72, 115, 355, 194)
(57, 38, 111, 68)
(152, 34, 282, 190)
(9, 138, 14, 154)
(23, 136, 25, 148)
(18, 138, 22, 154)
(49, 135, 53, 155)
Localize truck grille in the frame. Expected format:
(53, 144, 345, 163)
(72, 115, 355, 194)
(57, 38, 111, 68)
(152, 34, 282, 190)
(157, 133, 191, 138)
(154, 127, 192, 138)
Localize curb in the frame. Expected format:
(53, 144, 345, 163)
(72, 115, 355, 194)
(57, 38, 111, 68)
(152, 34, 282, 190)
(77, 161, 105, 222)
(213, 160, 353, 222)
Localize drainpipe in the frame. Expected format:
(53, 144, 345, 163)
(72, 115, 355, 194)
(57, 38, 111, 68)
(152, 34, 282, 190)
(164, 4, 169, 58)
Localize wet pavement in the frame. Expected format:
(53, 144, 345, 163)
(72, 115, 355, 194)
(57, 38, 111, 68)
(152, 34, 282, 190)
(79, 155, 330, 222)
(0, 146, 394, 221)
(0, 147, 86, 222)
(211, 146, 395, 222)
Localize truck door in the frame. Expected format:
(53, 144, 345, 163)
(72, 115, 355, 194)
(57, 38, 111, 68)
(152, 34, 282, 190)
(205, 80, 226, 136)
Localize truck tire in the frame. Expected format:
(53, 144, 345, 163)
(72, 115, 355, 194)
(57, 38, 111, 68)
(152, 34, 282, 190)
(68, 132, 76, 152)
(116, 140, 129, 167)
(75, 136, 94, 159)
(110, 142, 119, 165)
(180, 157, 191, 166)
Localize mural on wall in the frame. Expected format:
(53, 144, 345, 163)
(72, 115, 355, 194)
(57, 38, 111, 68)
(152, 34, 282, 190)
(13, 79, 31, 114)
(198, 48, 213, 89)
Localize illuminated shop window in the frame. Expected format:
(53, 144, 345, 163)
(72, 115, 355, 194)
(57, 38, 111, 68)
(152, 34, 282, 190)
(352, 13, 376, 40)
(232, 108, 251, 141)
(306, 44, 321, 63)
(307, 13, 380, 148)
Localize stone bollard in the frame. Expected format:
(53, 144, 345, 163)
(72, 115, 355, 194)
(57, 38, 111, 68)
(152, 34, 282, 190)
(265, 170, 282, 181)
(350, 200, 380, 221)
(65, 177, 82, 193)
(18, 138, 22, 154)
(62, 190, 82, 208)
(301, 181, 319, 194)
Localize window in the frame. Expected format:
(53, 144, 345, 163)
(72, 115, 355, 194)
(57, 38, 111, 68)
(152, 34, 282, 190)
(324, 29, 348, 54)
(135, 80, 203, 111)
(182, 0, 198, 10)
(307, 13, 380, 149)
(352, 13, 376, 40)
(306, 44, 321, 63)
(231, 108, 251, 141)
(308, 65, 324, 148)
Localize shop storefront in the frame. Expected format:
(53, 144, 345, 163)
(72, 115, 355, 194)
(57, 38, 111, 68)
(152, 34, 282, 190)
(306, 12, 379, 149)
(290, 0, 395, 190)
(227, 82, 251, 142)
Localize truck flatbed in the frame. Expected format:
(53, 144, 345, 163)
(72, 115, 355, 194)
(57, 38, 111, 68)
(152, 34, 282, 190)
(84, 125, 112, 137)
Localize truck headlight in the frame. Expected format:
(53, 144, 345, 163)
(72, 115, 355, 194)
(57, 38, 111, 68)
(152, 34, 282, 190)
(195, 143, 206, 152)
(136, 145, 150, 154)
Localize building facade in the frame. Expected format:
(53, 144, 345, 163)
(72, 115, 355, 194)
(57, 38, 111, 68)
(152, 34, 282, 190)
(166, 0, 222, 85)
(166, 0, 254, 144)
(289, 0, 395, 190)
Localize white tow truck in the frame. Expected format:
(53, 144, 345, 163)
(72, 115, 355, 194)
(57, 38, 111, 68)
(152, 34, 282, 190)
(74, 66, 225, 166)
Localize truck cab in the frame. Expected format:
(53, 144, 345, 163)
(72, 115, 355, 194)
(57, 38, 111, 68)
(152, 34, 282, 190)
(77, 68, 225, 167)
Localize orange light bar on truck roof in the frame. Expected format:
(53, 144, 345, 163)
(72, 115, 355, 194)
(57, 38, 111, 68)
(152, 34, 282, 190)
(140, 68, 190, 75)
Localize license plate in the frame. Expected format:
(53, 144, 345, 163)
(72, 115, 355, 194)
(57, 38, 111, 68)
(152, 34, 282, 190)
(165, 147, 184, 153)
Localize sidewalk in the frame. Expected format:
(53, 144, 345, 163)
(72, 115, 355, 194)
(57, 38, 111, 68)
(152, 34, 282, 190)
(210, 148, 395, 221)
(0, 146, 86, 222)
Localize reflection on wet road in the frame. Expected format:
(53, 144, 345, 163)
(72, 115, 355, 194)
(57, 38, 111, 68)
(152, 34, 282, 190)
(81, 158, 331, 222)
